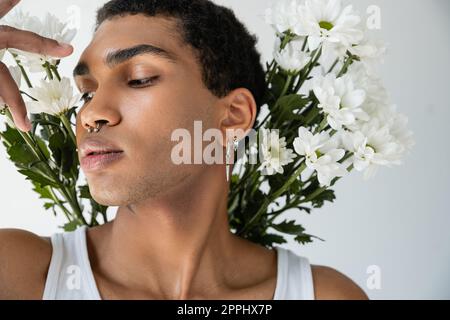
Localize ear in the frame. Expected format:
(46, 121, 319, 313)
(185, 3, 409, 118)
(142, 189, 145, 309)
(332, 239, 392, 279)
(218, 88, 257, 147)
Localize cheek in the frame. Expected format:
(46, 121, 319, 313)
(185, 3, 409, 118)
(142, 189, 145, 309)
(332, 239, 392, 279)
(124, 85, 211, 136)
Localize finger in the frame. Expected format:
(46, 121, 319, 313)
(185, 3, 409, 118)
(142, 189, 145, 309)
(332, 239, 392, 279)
(0, 62, 31, 132)
(0, 0, 20, 19)
(0, 25, 73, 57)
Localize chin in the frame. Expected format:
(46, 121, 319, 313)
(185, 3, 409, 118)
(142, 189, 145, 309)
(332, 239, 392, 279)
(88, 183, 126, 207)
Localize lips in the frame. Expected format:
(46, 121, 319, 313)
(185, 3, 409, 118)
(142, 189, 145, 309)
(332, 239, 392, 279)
(79, 137, 125, 171)
(81, 151, 124, 172)
(87, 150, 122, 156)
(79, 137, 123, 159)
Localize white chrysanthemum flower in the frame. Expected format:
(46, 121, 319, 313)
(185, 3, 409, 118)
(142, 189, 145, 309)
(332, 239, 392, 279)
(8, 65, 22, 88)
(293, 126, 347, 186)
(313, 73, 369, 130)
(2, 8, 41, 31)
(344, 64, 415, 159)
(5, 10, 76, 73)
(258, 128, 297, 175)
(385, 107, 415, 155)
(295, 0, 363, 51)
(349, 40, 386, 77)
(26, 77, 81, 116)
(274, 38, 311, 74)
(347, 63, 388, 106)
(265, 0, 303, 35)
(0, 49, 5, 61)
(341, 118, 407, 180)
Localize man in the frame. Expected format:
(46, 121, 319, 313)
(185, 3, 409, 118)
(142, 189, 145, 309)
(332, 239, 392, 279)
(0, 0, 368, 299)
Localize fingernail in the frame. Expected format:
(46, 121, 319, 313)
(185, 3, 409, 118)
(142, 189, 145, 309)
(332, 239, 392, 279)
(57, 41, 72, 49)
(24, 116, 32, 130)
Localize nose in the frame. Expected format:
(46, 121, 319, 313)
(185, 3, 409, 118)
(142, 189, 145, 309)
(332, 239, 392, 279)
(77, 89, 121, 133)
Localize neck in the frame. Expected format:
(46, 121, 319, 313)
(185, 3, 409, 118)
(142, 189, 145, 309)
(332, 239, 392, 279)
(99, 165, 252, 299)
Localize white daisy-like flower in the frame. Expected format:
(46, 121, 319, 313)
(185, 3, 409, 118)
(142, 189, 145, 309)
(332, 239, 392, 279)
(5, 10, 76, 73)
(295, 0, 363, 51)
(2, 8, 41, 31)
(293, 126, 348, 186)
(8, 65, 22, 88)
(348, 37, 386, 76)
(274, 38, 311, 74)
(385, 106, 415, 155)
(265, 0, 303, 35)
(341, 118, 407, 180)
(26, 77, 81, 116)
(313, 73, 369, 130)
(0, 49, 5, 61)
(258, 128, 297, 175)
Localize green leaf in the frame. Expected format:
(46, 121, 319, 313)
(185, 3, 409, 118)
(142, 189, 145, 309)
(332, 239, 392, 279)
(17, 169, 59, 188)
(276, 94, 309, 124)
(35, 137, 50, 159)
(62, 220, 79, 232)
(294, 234, 313, 245)
(48, 131, 75, 174)
(272, 219, 305, 235)
(311, 189, 336, 208)
(32, 180, 54, 200)
(78, 185, 91, 199)
(260, 233, 287, 246)
(289, 178, 302, 195)
(297, 206, 312, 214)
(269, 73, 286, 99)
(7, 142, 37, 165)
(1, 124, 23, 146)
(278, 94, 308, 112)
(43, 202, 54, 210)
(66, 106, 78, 121)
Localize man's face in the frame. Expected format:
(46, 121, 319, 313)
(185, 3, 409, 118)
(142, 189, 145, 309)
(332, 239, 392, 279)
(75, 15, 220, 206)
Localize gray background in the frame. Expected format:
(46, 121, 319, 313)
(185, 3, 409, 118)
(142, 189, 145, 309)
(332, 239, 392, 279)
(0, 0, 449, 299)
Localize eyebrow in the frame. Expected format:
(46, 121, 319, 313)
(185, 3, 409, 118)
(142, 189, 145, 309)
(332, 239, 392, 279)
(73, 44, 177, 77)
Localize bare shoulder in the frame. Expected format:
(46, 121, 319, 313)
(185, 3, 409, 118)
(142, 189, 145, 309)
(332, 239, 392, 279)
(0, 228, 52, 299)
(311, 265, 369, 300)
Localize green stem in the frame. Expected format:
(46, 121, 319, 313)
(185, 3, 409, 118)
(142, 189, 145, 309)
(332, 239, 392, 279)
(293, 44, 322, 93)
(267, 200, 302, 223)
(47, 186, 73, 221)
(299, 162, 354, 204)
(16, 62, 32, 88)
(303, 103, 320, 125)
(59, 113, 77, 146)
(327, 58, 339, 73)
(20, 90, 37, 101)
(44, 63, 53, 80)
(255, 74, 293, 130)
(50, 65, 62, 81)
(314, 116, 329, 134)
(337, 55, 354, 78)
(101, 211, 108, 223)
(237, 160, 307, 236)
(5, 107, 86, 225)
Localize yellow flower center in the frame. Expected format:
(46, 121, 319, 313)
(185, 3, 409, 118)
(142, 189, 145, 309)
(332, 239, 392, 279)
(319, 21, 334, 31)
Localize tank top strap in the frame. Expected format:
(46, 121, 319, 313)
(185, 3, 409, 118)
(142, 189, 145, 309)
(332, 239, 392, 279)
(42, 225, 101, 300)
(273, 246, 315, 300)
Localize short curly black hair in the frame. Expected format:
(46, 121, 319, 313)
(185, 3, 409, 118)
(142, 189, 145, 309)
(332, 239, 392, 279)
(95, 0, 266, 118)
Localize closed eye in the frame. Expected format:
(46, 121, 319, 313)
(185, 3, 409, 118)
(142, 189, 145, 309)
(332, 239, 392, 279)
(128, 76, 160, 88)
(79, 76, 160, 105)
(80, 92, 95, 104)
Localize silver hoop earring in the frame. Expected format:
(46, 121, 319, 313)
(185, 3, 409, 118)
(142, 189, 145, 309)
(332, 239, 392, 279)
(225, 136, 238, 182)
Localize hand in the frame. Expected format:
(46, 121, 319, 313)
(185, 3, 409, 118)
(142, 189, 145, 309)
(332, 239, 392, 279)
(0, 0, 73, 132)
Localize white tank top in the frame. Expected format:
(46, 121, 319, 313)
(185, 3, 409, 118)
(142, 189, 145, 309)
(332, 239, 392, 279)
(43, 225, 315, 300)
